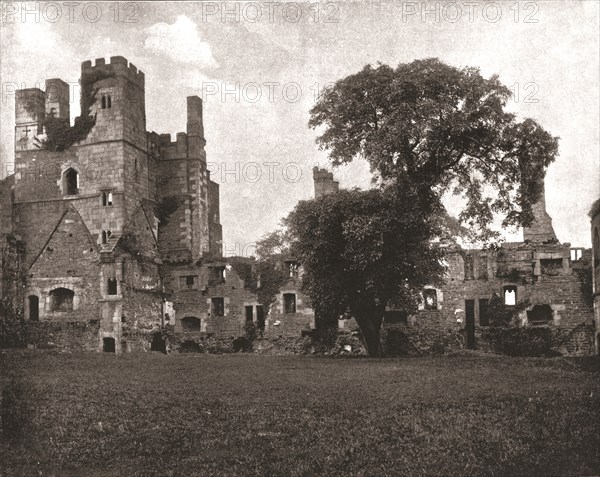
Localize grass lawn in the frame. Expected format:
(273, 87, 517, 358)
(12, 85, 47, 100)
(1, 350, 599, 477)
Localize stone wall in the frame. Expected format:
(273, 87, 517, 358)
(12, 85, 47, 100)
(383, 242, 596, 356)
(591, 199, 600, 354)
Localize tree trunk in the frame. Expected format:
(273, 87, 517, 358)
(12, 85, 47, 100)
(354, 312, 384, 357)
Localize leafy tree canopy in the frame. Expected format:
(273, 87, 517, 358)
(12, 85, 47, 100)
(284, 180, 445, 356)
(309, 58, 559, 240)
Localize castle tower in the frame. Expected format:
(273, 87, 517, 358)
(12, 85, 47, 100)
(313, 166, 339, 198)
(79, 56, 146, 149)
(45, 78, 70, 124)
(156, 96, 214, 261)
(523, 182, 557, 243)
(15, 88, 45, 151)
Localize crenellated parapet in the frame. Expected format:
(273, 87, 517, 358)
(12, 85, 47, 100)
(81, 56, 145, 90)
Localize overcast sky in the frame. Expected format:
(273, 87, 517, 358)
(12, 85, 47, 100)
(1, 1, 598, 250)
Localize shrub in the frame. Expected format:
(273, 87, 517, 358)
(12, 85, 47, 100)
(483, 327, 557, 357)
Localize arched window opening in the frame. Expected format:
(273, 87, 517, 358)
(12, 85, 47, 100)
(28, 295, 39, 321)
(504, 286, 517, 306)
(107, 278, 118, 296)
(283, 293, 296, 314)
(527, 304, 553, 324)
(101, 95, 106, 109)
(63, 168, 79, 195)
(49, 288, 74, 312)
(107, 95, 111, 108)
(181, 316, 201, 332)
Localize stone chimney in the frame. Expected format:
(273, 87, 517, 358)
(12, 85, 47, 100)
(313, 167, 339, 199)
(523, 181, 557, 243)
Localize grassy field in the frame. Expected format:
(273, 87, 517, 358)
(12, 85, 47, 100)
(1, 350, 599, 477)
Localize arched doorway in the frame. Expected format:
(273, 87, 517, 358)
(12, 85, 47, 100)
(28, 295, 39, 321)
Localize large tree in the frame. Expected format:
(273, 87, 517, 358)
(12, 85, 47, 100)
(309, 58, 559, 240)
(285, 181, 445, 356)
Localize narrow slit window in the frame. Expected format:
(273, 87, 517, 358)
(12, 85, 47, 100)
(101, 95, 106, 109)
(107, 95, 111, 108)
(283, 293, 296, 314)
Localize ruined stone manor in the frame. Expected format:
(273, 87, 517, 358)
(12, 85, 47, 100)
(0, 56, 598, 356)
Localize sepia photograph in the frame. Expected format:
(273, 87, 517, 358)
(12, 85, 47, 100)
(0, 1, 599, 475)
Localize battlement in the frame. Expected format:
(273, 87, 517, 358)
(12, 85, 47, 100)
(81, 56, 145, 89)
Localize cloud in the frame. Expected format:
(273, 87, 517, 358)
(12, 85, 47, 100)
(145, 15, 218, 69)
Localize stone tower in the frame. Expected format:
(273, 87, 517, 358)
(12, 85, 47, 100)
(313, 166, 339, 199)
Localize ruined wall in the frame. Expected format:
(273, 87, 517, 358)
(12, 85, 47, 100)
(268, 277, 314, 338)
(26, 207, 100, 323)
(0, 175, 14, 237)
(384, 242, 595, 356)
(591, 199, 600, 354)
(165, 263, 259, 338)
(313, 166, 339, 199)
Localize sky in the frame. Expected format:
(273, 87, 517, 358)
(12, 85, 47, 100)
(0, 0, 598, 250)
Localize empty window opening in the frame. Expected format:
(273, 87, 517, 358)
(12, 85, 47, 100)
(101, 230, 112, 245)
(284, 261, 299, 279)
(101, 95, 106, 109)
(63, 168, 79, 195)
(504, 286, 517, 306)
(49, 288, 74, 312)
(181, 316, 201, 332)
(211, 297, 225, 317)
(478, 298, 490, 327)
(208, 266, 226, 285)
(384, 310, 408, 325)
(423, 289, 437, 310)
(179, 275, 198, 290)
(570, 249, 583, 261)
(283, 293, 296, 314)
(107, 278, 118, 295)
(245, 305, 254, 322)
(540, 258, 563, 276)
(102, 191, 113, 206)
(107, 95, 111, 108)
(527, 304, 553, 324)
(464, 253, 474, 281)
(103, 337, 115, 353)
(28, 295, 39, 321)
